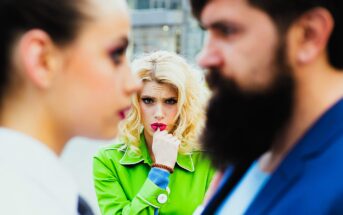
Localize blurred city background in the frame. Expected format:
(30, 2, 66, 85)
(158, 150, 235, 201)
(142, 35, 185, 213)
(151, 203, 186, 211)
(127, 0, 203, 64)
(61, 1, 204, 214)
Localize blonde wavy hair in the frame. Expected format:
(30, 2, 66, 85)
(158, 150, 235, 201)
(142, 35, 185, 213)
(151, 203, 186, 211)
(118, 51, 209, 154)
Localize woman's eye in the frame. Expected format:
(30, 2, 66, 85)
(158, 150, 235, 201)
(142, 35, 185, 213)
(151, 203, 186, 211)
(165, 98, 177, 105)
(142, 98, 154, 104)
(109, 47, 126, 65)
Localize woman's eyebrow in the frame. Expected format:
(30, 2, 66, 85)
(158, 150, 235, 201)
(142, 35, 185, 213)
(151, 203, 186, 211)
(140, 95, 155, 98)
(163, 97, 178, 100)
(114, 36, 129, 48)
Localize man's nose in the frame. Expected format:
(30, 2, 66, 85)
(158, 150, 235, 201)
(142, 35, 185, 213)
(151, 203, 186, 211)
(197, 35, 223, 69)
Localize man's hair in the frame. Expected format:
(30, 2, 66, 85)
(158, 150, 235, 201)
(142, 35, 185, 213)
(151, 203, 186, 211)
(190, 0, 343, 70)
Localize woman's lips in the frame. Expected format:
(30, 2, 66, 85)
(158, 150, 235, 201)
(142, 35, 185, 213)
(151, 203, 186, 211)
(151, 123, 167, 131)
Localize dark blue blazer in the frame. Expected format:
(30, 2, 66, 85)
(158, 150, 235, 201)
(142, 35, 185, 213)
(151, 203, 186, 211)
(204, 99, 343, 215)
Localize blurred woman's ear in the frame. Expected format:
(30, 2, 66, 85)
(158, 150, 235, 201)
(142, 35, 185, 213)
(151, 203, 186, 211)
(16, 29, 61, 89)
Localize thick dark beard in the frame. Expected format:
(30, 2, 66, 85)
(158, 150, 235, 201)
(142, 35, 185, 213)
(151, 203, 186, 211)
(202, 44, 294, 170)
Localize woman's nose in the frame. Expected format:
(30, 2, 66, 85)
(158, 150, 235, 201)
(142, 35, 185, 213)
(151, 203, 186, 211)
(154, 104, 164, 121)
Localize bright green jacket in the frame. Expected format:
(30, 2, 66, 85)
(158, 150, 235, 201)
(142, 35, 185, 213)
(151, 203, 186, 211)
(93, 135, 216, 215)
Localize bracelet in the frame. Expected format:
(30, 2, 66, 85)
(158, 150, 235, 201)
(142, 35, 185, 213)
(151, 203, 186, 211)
(152, 163, 174, 173)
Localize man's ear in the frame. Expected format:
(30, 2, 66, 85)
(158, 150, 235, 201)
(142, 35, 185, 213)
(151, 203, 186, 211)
(292, 7, 334, 65)
(17, 29, 61, 89)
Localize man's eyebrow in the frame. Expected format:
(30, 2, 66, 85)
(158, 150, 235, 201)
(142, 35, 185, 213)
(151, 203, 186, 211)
(201, 21, 226, 31)
(207, 21, 232, 30)
(203, 20, 236, 30)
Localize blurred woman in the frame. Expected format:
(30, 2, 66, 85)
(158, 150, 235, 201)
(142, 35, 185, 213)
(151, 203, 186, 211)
(0, 0, 140, 214)
(93, 51, 216, 214)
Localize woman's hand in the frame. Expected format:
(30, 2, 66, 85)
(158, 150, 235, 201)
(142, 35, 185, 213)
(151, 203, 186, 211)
(152, 129, 180, 169)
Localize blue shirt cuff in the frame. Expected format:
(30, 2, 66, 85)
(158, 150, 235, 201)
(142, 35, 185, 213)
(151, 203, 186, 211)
(148, 167, 170, 189)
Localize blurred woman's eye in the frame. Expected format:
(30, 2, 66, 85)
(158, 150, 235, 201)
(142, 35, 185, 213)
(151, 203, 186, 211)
(141, 97, 154, 104)
(109, 47, 126, 65)
(165, 98, 177, 105)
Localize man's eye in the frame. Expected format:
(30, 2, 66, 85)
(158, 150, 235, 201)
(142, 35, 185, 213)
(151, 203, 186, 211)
(212, 23, 240, 38)
(218, 26, 238, 36)
(109, 47, 126, 65)
(142, 98, 154, 104)
(165, 98, 177, 105)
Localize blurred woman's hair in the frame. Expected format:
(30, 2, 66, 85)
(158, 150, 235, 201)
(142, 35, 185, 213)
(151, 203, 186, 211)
(0, 0, 88, 102)
(119, 51, 209, 154)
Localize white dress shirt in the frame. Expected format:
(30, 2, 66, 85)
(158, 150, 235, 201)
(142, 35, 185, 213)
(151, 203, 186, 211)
(216, 161, 271, 215)
(0, 128, 78, 215)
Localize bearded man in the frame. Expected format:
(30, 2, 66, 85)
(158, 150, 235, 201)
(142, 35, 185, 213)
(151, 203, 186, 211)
(191, 0, 343, 214)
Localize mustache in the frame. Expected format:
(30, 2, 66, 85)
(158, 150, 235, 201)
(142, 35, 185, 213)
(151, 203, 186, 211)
(206, 68, 234, 92)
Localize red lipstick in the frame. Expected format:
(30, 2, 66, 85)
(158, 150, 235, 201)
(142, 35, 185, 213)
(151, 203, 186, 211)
(118, 106, 131, 120)
(151, 123, 167, 131)
(119, 111, 125, 119)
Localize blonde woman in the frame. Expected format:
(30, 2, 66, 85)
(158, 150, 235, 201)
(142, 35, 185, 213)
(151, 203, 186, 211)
(93, 51, 215, 214)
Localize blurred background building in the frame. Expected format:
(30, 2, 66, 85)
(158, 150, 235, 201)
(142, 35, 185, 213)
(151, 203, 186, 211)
(61, 1, 204, 214)
(127, 0, 204, 63)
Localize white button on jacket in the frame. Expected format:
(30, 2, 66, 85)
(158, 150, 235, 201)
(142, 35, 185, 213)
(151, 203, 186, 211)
(157, 194, 168, 204)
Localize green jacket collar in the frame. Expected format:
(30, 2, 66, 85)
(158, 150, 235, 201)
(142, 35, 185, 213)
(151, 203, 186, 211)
(119, 134, 195, 172)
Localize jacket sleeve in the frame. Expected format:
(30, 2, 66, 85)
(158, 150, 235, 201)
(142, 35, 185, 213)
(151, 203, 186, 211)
(93, 153, 169, 215)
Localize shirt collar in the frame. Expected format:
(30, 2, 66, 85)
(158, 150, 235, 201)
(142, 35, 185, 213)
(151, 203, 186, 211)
(119, 133, 195, 172)
(119, 133, 150, 165)
(0, 127, 78, 213)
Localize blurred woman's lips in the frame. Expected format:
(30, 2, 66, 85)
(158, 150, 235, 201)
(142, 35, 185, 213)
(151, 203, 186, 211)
(118, 106, 131, 119)
(151, 123, 167, 131)
(118, 111, 125, 119)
